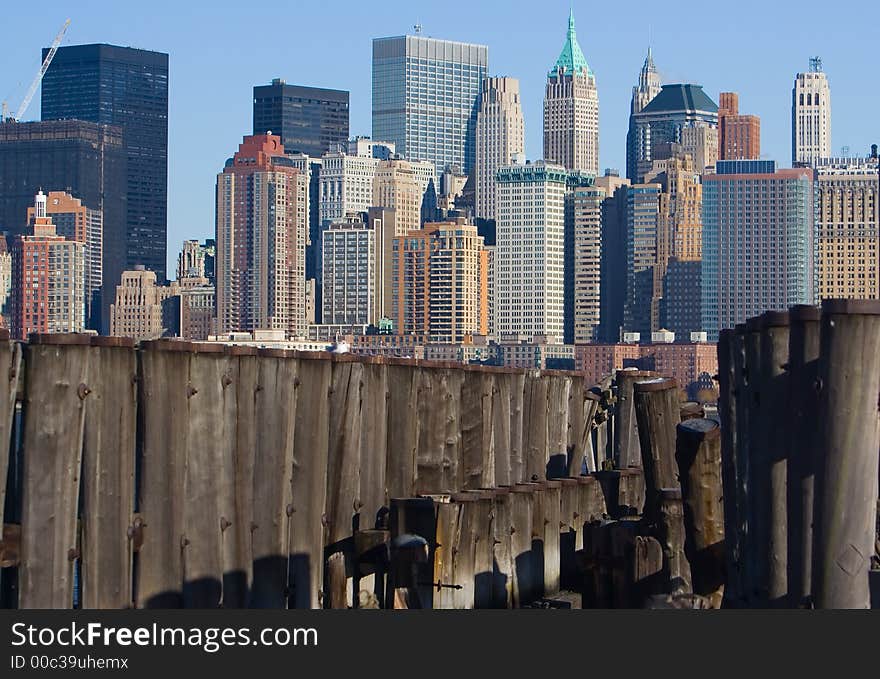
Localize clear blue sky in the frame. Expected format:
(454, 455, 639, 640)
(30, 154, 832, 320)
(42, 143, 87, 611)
(2, 0, 878, 274)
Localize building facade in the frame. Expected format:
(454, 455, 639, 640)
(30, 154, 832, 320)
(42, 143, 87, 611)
(496, 161, 567, 339)
(372, 158, 427, 235)
(815, 157, 879, 300)
(253, 79, 349, 158)
(391, 219, 488, 342)
(566, 176, 602, 344)
(215, 134, 309, 336)
(42, 44, 169, 282)
(623, 183, 661, 337)
(626, 48, 662, 181)
(322, 214, 375, 325)
(718, 92, 761, 161)
(597, 172, 631, 343)
(792, 58, 832, 166)
(701, 160, 816, 340)
(627, 84, 718, 183)
(475, 77, 525, 221)
(372, 34, 488, 176)
(11, 192, 85, 339)
(110, 266, 178, 340)
(543, 11, 599, 176)
(0, 120, 126, 332)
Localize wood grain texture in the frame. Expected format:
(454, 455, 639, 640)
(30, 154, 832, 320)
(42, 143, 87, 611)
(359, 362, 388, 531)
(385, 365, 419, 498)
(523, 371, 549, 481)
(0, 340, 21, 533)
(460, 371, 494, 490)
(492, 373, 512, 487)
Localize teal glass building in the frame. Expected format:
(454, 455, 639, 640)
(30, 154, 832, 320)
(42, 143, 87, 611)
(372, 34, 488, 177)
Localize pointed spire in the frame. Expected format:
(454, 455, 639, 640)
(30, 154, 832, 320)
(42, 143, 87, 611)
(550, 10, 593, 78)
(568, 7, 576, 35)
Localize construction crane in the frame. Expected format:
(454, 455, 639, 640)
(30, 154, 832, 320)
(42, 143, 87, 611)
(2, 18, 71, 123)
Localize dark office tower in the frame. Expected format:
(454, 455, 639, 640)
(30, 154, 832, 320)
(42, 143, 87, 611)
(253, 79, 350, 157)
(0, 120, 127, 331)
(41, 44, 169, 283)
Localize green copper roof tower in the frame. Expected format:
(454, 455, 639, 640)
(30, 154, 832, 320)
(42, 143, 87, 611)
(549, 9, 593, 77)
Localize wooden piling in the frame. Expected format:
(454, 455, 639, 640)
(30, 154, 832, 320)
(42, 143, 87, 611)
(657, 488, 692, 595)
(812, 299, 880, 609)
(742, 317, 764, 605)
(0, 332, 21, 535)
(386, 363, 419, 498)
(614, 369, 658, 469)
(786, 305, 821, 608)
(633, 377, 681, 524)
(508, 484, 536, 606)
(675, 418, 725, 608)
(717, 328, 741, 605)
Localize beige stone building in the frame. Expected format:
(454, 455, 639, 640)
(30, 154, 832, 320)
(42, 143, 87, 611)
(110, 266, 178, 341)
(475, 77, 525, 220)
(816, 157, 878, 300)
(793, 58, 832, 166)
(373, 158, 425, 235)
(543, 12, 599, 176)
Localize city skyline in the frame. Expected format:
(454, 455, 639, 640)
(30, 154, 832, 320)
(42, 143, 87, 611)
(2, 0, 877, 273)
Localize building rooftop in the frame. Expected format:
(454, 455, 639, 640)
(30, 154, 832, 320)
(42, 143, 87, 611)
(549, 10, 593, 78)
(640, 84, 718, 114)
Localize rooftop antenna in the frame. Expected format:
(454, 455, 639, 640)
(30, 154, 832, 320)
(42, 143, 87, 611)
(414, 23, 423, 34)
(809, 56, 822, 72)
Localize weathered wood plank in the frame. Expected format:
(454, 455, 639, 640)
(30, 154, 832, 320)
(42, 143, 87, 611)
(717, 328, 741, 606)
(386, 364, 419, 499)
(460, 370, 494, 490)
(250, 350, 298, 608)
(542, 481, 561, 595)
(509, 372, 526, 484)
(492, 372, 513, 487)
(509, 485, 535, 607)
(433, 501, 460, 609)
(359, 361, 388, 532)
(416, 367, 462, 494)
(327, 359, 364, 546)
(614, 369, 657, 469)
(20, 337, 91, 609)
(137, 342, 191, 608)
(290, 356, 331, 609)
(547, 376, 571, 478)
(81, 338, 137, 609)
(523, 371, 549, 481)
(0, 335, 21, 536)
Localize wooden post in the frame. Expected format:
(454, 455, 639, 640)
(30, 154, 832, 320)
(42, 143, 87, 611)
(386, 363, 419, 499)
(717, 328, 741, 606)
(786, 305, 821, 608)
(484, 486, 513, 608)
(812, 299, 880, 609)
(657, 488, 692, 595)
(547, 376, 571, 478)
(558, 478, 580, 590)
(679, 402, 705, 421)
(614, 369, 658, 469)
(416, 367, 463, 494)
(675, 418, 725, 608)
(460, 369, 495, 490)
(0, 331, 20, 537)
(359, 360, 389, 533)
(757, 311, 791, 606)
(542, 480, 562, 595)
(742, 317, 763, 605)
(633, 377, 681, 525)
(509, 371, 526, 484)
(523, 371, 550, 481)
(326, 552, 347, 609)
(731, 323, 750, 606)
(80, 337, 137, 609)
(508, 484, 535, 606)
(492, 372, 513, 487)
(250, 349, 298, 609)
(19, 335, 91, 609)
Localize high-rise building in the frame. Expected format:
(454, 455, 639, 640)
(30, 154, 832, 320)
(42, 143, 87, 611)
(627, 83, 718, 183)
(543, 11, 599, 175)
(595, 172, 631, 343)
(391, 219, 488, 342)
(0, 120, 126, 332)
(565, 174, 602, 344)
(718, 92, 761, 160)
(623, 183, 661, 337)
(372, 158, 427, 235)
(372, 33, 488, 176)
(179, 282, 215, 341)
(26, 191, 102, 330)
(42, 44, 169, 282)
(177, 240, 207, 280)
(11, 192, 85, 339)
(626, 48, 663, 181)
(702, 160, 816, 340)
(367, 206, 398, 322)
(475, 77, 525, 220)
(680, 125, 719, 175)
(322, 214, 375, 325)
(253, 79, 350, 158)
(496, 161, 567, 339)
(0, 242, 11, 328)
(792, 58, 832, 166)
(109, 265, 178, 341)
(215, 134, 309, 336)
(815, 157, 879, 300)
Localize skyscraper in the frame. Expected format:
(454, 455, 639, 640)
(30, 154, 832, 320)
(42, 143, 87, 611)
(322, 214, 375, 325)
(718, 92, 761, 160)
(253, 79, 350, 158)
(0, 120, 126, 332)
(566, 176, 604, 344)
(475, 77, 525, 221)
(543, 11, 599, 175)
(792, 58, 832, 166)
(11, 192, 85, 339)
(597, 172, 631, 343)
(372, 158, 427, 235)
(496, 161, 567, 339)
(815, 157, 879, 300)
(26, 191, 102, 329)
(627, 84, 718, 183)
(215, 134, 309, 336)
(391, 219, 488, 342)
(41, 44, 169, 282)
(702, 160, 816, 340)
(623, 183, 661, 337)
(372, 33, 488, 176)
(626, 48, 662, 181)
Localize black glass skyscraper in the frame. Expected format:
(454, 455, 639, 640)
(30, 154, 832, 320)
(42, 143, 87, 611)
(41, 44, 169, 282)
(253, 79, 349, 158)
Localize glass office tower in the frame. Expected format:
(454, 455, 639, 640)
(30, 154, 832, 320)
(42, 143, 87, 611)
(372, 34, 488, 176)
(41, 44, 169, 283)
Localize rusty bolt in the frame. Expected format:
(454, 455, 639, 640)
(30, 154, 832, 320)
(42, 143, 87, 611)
(77, 383, 91, 400)
(180, 536, 190, 548)
(187, 385, 198, 398)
